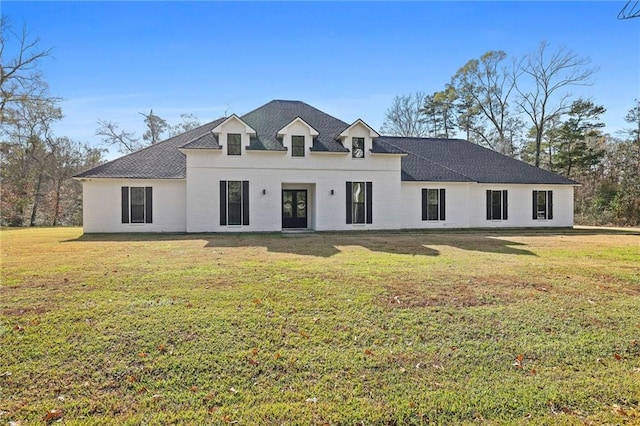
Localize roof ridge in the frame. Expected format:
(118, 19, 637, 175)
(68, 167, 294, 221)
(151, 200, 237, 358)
(239, 100, 281, 120)
(116, 115, 226, 156)
(379, 138, 477, 182)
(135, 116, 225, 150)
(164, 116, 227, 140)
(242, 99, 349, 124)
(380, 135, 468, 143)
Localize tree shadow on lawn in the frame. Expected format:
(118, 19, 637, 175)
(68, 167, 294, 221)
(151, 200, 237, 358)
(64, 226, 640, 258)
(207, 233, 445, 257)
(205, 232, 539, 257)
(68, 231, 541, 258)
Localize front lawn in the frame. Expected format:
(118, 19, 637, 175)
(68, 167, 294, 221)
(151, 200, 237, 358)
(1, 227, 639, 424)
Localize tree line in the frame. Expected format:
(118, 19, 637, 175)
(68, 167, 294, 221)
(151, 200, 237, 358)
(0, 18, 104, 226)
(381, 42, 640, 226)
(0, 19, 204, 226)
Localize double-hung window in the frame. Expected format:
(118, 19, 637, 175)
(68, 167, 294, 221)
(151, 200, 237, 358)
(352, 182, 365, 223)
(486, 190, 508, 221)
(121, 186, 153, 224)
(227, 134, 241, 156)
(220, 180, 249, 226)
(130, 187, 146, 223)
(532, 190, 553, 220)
(422, 189, 446, 221)
(346, 181, 372, 224)
(292, 135, 305, 157)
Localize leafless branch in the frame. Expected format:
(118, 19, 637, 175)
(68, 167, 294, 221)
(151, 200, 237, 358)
(95, 119, 141, 153)
(0, 17, 54, 123)
(380, 93, 430, 137)
(515, 41, 598, 166)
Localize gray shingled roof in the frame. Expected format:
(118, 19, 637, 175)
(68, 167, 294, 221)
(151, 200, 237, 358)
(378, 136, 577, 185)
(180, 131, 221, 150)
(75, 100, 577, 186)
(241, 100, 349, 152)
(370, 140, 406, 155)
(74, 117, 226, 179)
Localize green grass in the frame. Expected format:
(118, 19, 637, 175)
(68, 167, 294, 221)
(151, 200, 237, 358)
(1, 227, 639, 425)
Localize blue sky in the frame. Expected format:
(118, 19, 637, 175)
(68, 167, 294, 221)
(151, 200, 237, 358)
(3, 1, 639, 156)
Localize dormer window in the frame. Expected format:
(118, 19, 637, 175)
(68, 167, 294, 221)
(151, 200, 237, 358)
(211, 115, 256, 156)
(352, 137, 365, 158)
(277, 118, 318, 156)
(292, 135, 305, 157)
(227, 134, 241, 155)
(339, 119, 379, 158)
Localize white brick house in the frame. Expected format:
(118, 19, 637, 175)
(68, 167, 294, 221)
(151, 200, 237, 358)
(75, 100, 576, 233)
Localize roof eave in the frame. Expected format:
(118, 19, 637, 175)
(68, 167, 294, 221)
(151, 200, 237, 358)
(73, 176, 186, 180)
(178, 147, 222, 152)
(309, 148, 349, 154)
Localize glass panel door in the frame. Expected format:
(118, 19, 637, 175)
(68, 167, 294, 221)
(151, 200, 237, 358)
(282, 190, 308, 228)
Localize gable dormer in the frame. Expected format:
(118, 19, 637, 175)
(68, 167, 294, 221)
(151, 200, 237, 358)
(211, 114, 257, 156)
(276, 117, 319, 158)
(338, 119, 380, 159)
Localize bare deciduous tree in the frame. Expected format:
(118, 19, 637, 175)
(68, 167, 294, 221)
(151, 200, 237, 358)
(0, 16, 53, 124)
(95, 119, 142, 154)
(168, 113, 202, 137)
(97, 111, 201, 153)
(516, 41, 597, 167)
(380, 93, 430, 137)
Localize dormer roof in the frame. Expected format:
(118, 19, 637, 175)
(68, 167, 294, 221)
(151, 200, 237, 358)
(338, 119, 380, 139)
(276, 116, 320, 137)
(211, 114, 257, 136)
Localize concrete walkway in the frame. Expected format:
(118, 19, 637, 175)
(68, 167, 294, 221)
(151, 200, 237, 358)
(574, 225, 640, 233)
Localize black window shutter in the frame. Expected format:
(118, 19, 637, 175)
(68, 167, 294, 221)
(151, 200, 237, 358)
(220, 181, 227, 226)
(502, 190, 508, 220)
(366, 181, 373, 224)
(242, 181, 250, 226)
(486, 190, 492, 220)
(548, 191, 553, 220)
(439, 188, 446, 221)
(346, 182, 352, 224)
(421, 189, 427, 221)
(121, 187, 129, 224)
(145, 187, 153, 223)
(532, 191, 538, 220)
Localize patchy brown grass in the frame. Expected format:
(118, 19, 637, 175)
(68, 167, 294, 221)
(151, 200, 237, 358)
(379, 275, 554, 308)
(2, 305, 51, 317)
(1, 227, 639, 425)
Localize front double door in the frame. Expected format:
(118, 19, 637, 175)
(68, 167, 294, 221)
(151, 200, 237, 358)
(282, 190, 307, 229)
